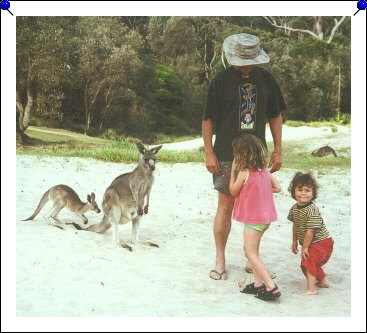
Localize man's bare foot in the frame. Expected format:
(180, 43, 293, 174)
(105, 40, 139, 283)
(302, 290, 318, 296)
(316, 279, 329, 288)
(210, 266, 227, 280)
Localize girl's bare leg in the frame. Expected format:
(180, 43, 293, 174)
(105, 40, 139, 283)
(243, 228, 275, 290)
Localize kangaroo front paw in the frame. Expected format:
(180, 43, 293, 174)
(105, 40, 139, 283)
(144, 206, 149, 215)
(137, 207, 143, 216)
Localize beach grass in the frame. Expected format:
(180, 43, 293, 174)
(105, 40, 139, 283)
(19, 126, 350, 169)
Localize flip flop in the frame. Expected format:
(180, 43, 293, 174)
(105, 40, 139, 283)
(210, 269, 227, 280)
(245, 267, 277, 280)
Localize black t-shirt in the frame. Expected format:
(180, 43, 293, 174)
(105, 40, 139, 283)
(202, 66, 286, 161)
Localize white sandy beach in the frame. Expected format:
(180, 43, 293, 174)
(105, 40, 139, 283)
(15, 126, 351, 317)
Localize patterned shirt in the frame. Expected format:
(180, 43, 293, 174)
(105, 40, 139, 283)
(287, 202, 330, 245)
(202, 66, 286, 161)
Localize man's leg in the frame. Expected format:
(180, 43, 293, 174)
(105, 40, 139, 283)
(210, 192, 234, 280)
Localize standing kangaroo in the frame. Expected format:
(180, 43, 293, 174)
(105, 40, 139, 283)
(23, 185, 101, 224)
(73, 143, 162, 250)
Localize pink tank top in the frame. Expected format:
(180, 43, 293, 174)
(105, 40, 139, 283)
(232, 168, 277, 225)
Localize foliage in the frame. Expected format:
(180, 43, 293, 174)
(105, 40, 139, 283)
(16, 16, 351, 140)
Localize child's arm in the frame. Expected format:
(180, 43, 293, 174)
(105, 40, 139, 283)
(291, 223, 298, 254)
(270, 174, 281, 193)
(229, 160, 248, 197)
(301, 229, 315, 260)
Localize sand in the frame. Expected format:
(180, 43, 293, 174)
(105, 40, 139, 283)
(13, 126, 354, 323)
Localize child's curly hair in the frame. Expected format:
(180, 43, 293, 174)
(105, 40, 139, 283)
(288, 172, 319, 200)
(232, 134, 267, 171)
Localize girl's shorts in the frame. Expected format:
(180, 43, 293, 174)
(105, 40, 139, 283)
(244, 223, 271, 232)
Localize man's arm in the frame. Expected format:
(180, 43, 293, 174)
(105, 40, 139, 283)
(268, 113, 282, 173)
(270, 174, 281, 193)
(202, 119, 220, 174)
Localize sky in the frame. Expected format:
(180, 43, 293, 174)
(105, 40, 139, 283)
(1, 1, 366, 332)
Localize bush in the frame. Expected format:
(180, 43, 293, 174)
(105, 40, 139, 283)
(100, 129, 123, 141)
(335, 113, 351, 125)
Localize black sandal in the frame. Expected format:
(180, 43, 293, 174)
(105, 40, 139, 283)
(255, 285, 281, 301)
(240, 282, 266, 295)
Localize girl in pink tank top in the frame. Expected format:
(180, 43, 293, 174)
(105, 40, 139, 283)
(229, 134, 282, 301)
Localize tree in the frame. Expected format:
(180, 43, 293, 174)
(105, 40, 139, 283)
(74, 17, 144, 134)
(16, 17, 68, 142)
(263, 16, 347, 43)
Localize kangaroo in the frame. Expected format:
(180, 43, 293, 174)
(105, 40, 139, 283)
(23, 185, 101, 225)
(73, 143, 162, 250)
(311, 145, 337, 157)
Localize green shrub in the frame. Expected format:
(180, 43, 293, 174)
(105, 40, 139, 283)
(100, 129, 123, 141)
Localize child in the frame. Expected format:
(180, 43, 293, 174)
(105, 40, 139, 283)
(288, 172, 334, 296)
(229, 134, 282, 301)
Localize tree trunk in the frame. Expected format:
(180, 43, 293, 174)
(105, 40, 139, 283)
(337, 59, 341, 119)
(17, 89, 33, 132)
(84, 113, 91, 135)
(314, 16, 324, 40)
(99, 120, 104, 135)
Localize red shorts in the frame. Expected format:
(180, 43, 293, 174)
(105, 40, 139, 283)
(301, 237, 334, 280)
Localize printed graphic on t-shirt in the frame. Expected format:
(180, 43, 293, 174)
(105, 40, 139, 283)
(239, 83, 257, 130)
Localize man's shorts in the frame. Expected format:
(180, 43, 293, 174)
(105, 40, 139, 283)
(213, 161, 232, 195)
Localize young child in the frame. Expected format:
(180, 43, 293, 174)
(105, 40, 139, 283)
(229, 134, 282, 301)
(288, 172, 334, 296)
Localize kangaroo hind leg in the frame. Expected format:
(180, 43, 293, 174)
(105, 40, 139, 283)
(44, 204, 64, 224)
(131, 216, 159, 248)
(131, 216, 141, 244)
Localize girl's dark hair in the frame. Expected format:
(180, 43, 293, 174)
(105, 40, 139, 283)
(232, 134, 267, 171)
(288, 172, 319, 200)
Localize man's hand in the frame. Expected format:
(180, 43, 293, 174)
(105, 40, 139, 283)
(205, 151, 220, 174)
(291, 241, 298, 254)
(268, 152, 282, 173)
(301, 247, 309, 260)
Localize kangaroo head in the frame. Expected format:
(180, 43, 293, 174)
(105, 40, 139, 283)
(136, 143, 163, 171)
(87, 192, 101, 213)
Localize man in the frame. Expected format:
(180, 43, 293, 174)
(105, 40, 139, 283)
(202, 33, 285, 280)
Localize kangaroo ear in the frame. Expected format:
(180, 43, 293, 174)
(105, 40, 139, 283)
(136, 143, 146, 155)
(87, 194, 91, 202)
(91, 192, 95, 201)
(151, 145, 162, 155)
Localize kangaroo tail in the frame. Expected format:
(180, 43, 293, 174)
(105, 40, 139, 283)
(23, 189, 50, 221)
(331, 147, 337, 157)
(72, 215, 111, 233)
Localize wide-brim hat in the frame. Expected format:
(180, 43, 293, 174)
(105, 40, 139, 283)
(223, 33, 270, 66)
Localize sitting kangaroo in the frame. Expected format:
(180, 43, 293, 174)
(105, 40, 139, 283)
(311, 145, 337, 157)
(73, 143, 162, 250)
(23, 185, 101, 225)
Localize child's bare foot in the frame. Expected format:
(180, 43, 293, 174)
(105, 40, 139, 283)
(302, 290, 318, 296)
(316, 279, 329, 288)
